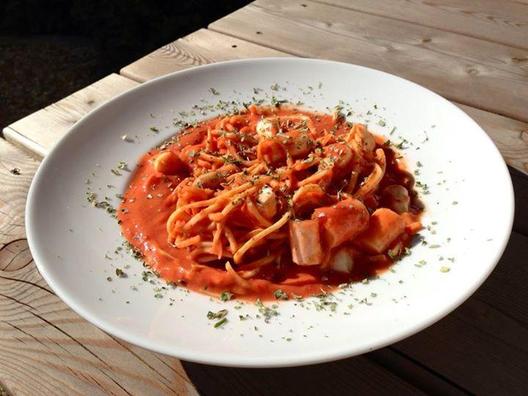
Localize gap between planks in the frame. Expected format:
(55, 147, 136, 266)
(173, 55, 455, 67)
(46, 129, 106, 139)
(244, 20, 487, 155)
(312, 0, 528, 51)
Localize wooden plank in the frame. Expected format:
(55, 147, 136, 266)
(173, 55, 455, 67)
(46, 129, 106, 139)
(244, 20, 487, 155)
(3, 74, 139, 157)
(1, 126, 47, 158)
(0, 139, 198, 396)
(183, 346, 468, 395)
(182, 355, 428, 396)
(368, 348, 468, 396)
(209, 0, 528, 122)
(121, 29, 289, 83)
(511, 168, 528, 235)
(245, 0, 528, 78)
(0, 141, 39, 250)
(314, 0, 528, 50)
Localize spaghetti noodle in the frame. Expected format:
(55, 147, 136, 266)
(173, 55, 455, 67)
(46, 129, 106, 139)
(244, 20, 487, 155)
(118, 104, 423, 300)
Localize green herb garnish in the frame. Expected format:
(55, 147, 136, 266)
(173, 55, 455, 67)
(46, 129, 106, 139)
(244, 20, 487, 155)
(220, 291, 233, 302)
(207, 309, 228, 320)
(256, 299, 279, 323)
(214, 318, 228, 328)
(273, 289, 289, 300)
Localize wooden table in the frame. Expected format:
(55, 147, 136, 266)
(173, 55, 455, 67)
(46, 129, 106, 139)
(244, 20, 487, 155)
(2, 1, 528, 395)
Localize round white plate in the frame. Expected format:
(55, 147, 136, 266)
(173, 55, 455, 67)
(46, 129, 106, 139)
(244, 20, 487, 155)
(26, 58, 514, 367)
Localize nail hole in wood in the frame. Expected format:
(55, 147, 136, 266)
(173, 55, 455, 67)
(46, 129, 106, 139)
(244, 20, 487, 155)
(467, 67, 479, 76)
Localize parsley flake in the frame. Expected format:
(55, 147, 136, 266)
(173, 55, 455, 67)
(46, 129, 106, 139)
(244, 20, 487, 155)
(220, 291, 233, 302)
(273, 289, 289, 300)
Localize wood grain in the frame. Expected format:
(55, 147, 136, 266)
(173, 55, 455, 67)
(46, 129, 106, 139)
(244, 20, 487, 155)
(0, 263, 198, 396)
(210, 0, 528, 122)
(315, 0, 528, 50)
(3, 74, 139, 157)
(121, 29, 289, 83)
(182, 354, 428, 396)
(0, 140, 39, 250)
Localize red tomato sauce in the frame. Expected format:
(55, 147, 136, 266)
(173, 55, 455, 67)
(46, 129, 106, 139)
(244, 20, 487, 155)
(118, 107, 422, 301)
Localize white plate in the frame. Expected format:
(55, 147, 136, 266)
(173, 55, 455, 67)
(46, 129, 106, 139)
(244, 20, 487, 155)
(26, 58, 514, 367)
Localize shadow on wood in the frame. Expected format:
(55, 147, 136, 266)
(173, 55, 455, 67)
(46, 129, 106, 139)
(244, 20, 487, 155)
(181, 230, 528, 396)
(181, 356, 426, 396)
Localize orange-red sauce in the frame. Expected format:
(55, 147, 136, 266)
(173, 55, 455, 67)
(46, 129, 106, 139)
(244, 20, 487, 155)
(118, 107, 422, 300)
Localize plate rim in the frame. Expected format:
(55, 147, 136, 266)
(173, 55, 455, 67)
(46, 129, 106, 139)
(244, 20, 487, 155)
(25, 57, 515, 367)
